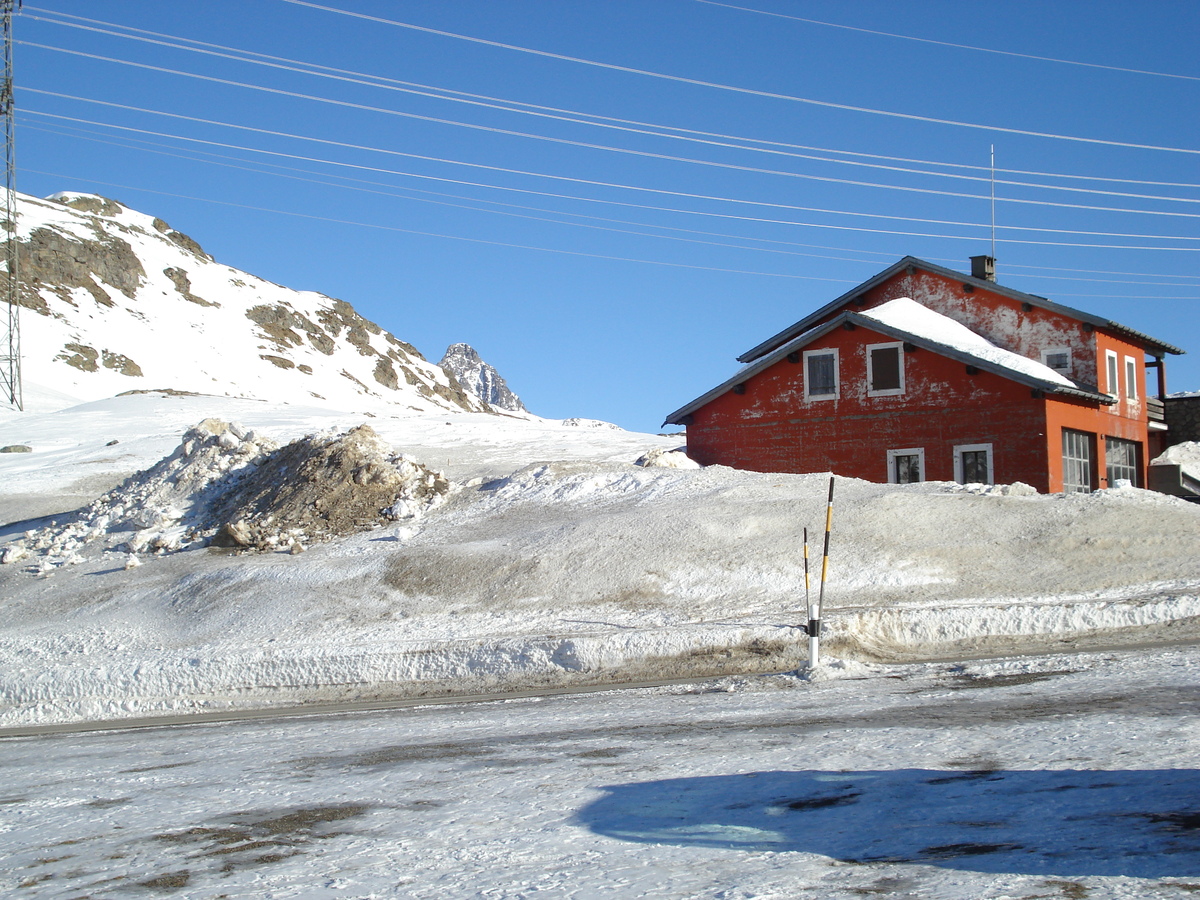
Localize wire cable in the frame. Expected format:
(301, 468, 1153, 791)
(23, 102, 1200, 248)
(23, 9, 1200, 206)
(22, 104, 1200, 249)
(279, 0, 1200, 156)
(692, 0, 1200, 84)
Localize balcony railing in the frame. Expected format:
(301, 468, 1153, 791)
(1148, 396, 1165, 423)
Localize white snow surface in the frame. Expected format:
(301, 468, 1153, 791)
(860, 297, 1077, 387)
(1, 392, 1199, 728)
(2, 646, 1198, 898)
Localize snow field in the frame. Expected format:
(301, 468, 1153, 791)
(2, 645, 1197, 898)
(1, 392, 1199, 727)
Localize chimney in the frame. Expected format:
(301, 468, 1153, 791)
(970, 255, 996, 282)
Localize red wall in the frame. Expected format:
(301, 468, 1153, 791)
(686, 322, 1055, 491)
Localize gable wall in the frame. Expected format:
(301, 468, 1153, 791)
(846, 269, 1102, 387)
(686, 322, 1052, 489)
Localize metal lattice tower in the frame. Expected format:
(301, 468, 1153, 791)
(0, 0, 19, 411)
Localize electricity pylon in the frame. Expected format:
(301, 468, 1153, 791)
(0, 0, 20, 411)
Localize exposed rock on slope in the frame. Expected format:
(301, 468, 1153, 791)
(2, 191, 484, 415)
(439, 342, 527, 413)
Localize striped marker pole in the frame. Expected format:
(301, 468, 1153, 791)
(811, 476, 835, 668)
(802, 526, 811, 664)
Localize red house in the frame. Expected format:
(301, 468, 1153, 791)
(665, 257, 1184, 493)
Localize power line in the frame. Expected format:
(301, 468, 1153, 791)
(20, 66, 1200, 224)
(693, 0, 1200, 84)
(22, 104, 1200, 250)
(279, 0, 1200, 157)
(26, 103, 1200, 254)
(21, 121, 912, 266)
(17, 168, 867, 282)
(24, 10, 1200, 206)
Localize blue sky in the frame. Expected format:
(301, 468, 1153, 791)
(14, 0, 1200, 432)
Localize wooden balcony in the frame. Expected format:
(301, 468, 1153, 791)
(1148, 396, 1165, 423)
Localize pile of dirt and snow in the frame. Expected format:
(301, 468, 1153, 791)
(206, 422, 450, 550)
(2, 420, 450, 568)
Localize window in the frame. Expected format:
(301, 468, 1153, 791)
(1062, 429, 1095, 493)
(1105, 436, 1141, 487)
(1042, 347, 1071, 376)
(887, 448, 925, 484)
(803, 348, 839, 401)
(1123, 356, 1138, 400)
(1105, 350, 1119, 398)
(867, 342, 905, 396)
(954, 443, 994, 484)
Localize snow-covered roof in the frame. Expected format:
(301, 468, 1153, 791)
(664, 297, 1109, 424)
(859, 298, 1075, 387)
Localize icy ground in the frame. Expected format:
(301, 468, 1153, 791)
(1, 392, 1199, 728)
(2, 646, 1197, 898)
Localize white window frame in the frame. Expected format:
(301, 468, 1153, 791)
(1105, 349, 1119, 399)
(1123, 355, 1138, 400)
(953, 442, 995, 485)
(886, 447, 925, 484)
(1041, 347, 1072, 377)
(866, 341, 905, 397)
(803, 348, 840, 401)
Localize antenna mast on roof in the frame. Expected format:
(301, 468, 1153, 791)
(0, 0, 20, 411)
(989, 144, 996, 265)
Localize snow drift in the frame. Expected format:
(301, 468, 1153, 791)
(2, 399, 1199, 726)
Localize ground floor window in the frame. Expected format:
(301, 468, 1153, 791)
(887, 447, 925, 484)
(954, 443, 994, 484)
(1062, 429, 1095, 493)
(1105, 436, 1141, 487)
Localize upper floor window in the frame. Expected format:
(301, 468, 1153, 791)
(867, 342, 905, 397)
(1124, 356, 1138, 400)
(803, 348, 839, 401)
(1042, 347, 1071, 376)
(1105, 350, 1119, 398)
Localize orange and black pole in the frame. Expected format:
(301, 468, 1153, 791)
(808, 476, 834, 667)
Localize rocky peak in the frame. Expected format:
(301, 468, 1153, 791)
(439, 343, 527, 413)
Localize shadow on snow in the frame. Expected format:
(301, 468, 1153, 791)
(577, 768, 1200, 877)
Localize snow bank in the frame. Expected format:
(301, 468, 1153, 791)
(1153, 441, 1200, 482)
(2, 396, 1199, 727)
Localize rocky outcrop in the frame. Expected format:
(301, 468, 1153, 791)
(439, 343, 526, 413)
(15, 226, 145, 310)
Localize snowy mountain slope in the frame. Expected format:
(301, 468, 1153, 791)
(439, 342, 527, 413)
(4, 191, 483, 415)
